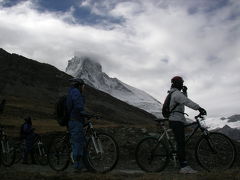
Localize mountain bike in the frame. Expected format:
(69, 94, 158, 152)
(14, 134, 48, 165)
(0, 99, 16, 167)
(0, 125, 16, 167)
(135, 113, 236, 172)
(47, 115, 119, 173)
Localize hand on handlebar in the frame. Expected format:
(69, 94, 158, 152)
(198, 107, 207, 116)
(182, 86, 188, 93)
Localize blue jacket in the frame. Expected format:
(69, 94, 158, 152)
(21, 123, 34, 135)
(66, 87, 85, 122)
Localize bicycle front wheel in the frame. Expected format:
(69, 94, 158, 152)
(14, 145, 23, 164)
(1, 139, 16, 167)
(47, 136, 70, 171)
(195, 132, 236, 171)
(135, 137, 169, 172)
(86, 133, 119, 173)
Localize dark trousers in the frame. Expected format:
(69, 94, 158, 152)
(169, 121, 187, 168)
(68, 120, 86, 169)
(23, 133, 37, 163)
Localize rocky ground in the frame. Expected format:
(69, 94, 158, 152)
(1, 164, 240, 180)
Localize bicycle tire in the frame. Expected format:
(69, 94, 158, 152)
(86, 132, 119, 173)
(0, 151, 1, 166)
(1, 139, 16, 167)
(195, 132, 236, 171)
(135, 136, 169, 172)
(47, 136, 70, 171)
(14, 146, 23, 164)
(34, 143, 48, 165)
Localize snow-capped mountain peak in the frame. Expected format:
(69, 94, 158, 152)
(66, 56, 162, 117)
(66, 56, 101, 79)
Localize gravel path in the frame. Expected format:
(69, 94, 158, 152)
(1, 163, 240, 180)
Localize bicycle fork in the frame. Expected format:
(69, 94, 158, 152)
(91, 134, 103, 155)
(37, 141, 45, 156)
(1, 139, 10, 153)
(204, 134, 217, 154)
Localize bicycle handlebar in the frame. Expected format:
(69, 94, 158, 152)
(195, 113, 206, 120)
(85, 114, 102, 120)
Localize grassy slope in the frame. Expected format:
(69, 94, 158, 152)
(0, 48, 156, 136)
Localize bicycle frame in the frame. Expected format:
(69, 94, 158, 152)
(155, 119, 175, 148)
(62, 118, 104, 163)
(185, 115, 209, 144)
(49, 115, 119, 173)
(173, 115, 218, 155)
(148, 120, 175, 164)
(153, 115, 209, 165)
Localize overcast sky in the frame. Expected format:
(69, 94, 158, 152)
(0, 0, 239, 118)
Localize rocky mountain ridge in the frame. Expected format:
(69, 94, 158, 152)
(66, 56, 162, 117)
(0, 48, 156, 128)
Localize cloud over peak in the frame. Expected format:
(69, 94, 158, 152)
(0, 0, 239, 117)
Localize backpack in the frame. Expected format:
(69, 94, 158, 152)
(162, 91, 179, 118)
(55, 95, 70, 126)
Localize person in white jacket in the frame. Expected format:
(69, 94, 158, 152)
(168, 76, 206, 174)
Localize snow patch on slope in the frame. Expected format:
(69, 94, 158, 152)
(66, 56, 162, 117)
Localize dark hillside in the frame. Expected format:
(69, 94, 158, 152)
(0, 48, 156, 135)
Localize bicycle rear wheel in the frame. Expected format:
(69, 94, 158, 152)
(47, 136, 70, 171)
(1, 139, 16, 167)
(195, 132, 236, 171)
(86, 133, 119, 173)
(135, 137, 169, 172)
(14, 144, 24, 164)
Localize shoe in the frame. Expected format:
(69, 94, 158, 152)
(31, 161, 37, 165)
(74, 169, 82, 173)
(74, 168, 90, 173)
(179, 166, 198, 174)
(22, 161, 28, 165)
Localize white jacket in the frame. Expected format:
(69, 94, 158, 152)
(169, 88, 200, 123)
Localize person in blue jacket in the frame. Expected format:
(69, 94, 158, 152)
(66, 78, 87, 172)
(20, 116, 37, 164)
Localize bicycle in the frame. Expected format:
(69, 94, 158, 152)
(135, 113, 236, 172)
(14, 134, 48, 165)
(0, 125, 16, 167)
(0, 99, 16, 167)
(47, 115, 119, 173)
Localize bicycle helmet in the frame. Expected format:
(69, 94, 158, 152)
(69, 77, 85, 86)
(171, 76, 184, 90)
(24, 116, 32, 125)
(171, 76, 184, 84)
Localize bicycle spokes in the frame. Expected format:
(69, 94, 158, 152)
(87, 133, 119, 173)
(205, 136, 217, 154)
(135, 137, 169, 172)
(196, 132, 236, 171)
